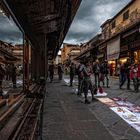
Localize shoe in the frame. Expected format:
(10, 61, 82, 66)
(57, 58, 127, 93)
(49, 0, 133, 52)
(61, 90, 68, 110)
(77, 93, 81, 96)
(119, 85, 122, 89)
(85, 99, 90, 104)
(107, 86, 110, 88)
(92, 98, 98, 102)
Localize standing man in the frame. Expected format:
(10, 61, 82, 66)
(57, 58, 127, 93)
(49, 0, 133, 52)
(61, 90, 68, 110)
(77, 61, 84, 96)
(125, 58, 131, 89)
(69, 62, 75, 87)
(58, 63, 63, 80)
(83, 60, 96, 104)
(92, 59, 100, 87)
(48, 62, 55, 83)
(103, 60, 110, 88)
(11, 64, 17, 88)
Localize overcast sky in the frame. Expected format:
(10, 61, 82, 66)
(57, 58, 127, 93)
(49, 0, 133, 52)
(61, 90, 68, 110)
(64, 0, 131, 44)
(0, 12, 23, 45)
(0, 0, 131, 45)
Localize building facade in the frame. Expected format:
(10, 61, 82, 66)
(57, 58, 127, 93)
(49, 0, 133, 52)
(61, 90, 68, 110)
(61, 43, 80, 64)
(99, 0, 140, 74)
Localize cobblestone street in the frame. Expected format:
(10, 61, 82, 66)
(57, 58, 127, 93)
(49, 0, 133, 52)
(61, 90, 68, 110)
(43, 75, 140, 140)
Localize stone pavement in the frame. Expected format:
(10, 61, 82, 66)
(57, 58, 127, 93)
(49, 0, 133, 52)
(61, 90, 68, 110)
(42, 79, 115, 140)
(91, 76, 140, 140)
(70, 75, 140, 140)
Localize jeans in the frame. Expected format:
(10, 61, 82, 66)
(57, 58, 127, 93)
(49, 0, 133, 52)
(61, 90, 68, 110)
(133, 78, 139, 92)
(120, 73, 126, 88)
(78, 76, 83, 94)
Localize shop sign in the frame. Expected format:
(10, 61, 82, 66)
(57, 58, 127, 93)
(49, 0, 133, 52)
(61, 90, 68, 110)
(120, 45, 128, 52)
(131, 40, 140, 49)
(107, 36, 120, 60)
(97, 54, 104, 59)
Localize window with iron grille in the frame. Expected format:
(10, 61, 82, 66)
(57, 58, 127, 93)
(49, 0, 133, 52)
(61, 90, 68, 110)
(123, 10, 129, 21)
(111, 20, 116, 29)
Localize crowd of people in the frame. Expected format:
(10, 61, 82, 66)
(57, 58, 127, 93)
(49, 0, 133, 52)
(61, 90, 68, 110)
(0, 63, 22, 97)
(117, 58, 140, 92)
(48, 58, 140, 104)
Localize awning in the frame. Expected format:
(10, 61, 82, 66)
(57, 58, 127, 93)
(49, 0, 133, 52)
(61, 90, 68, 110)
(107, 36, 120, 60)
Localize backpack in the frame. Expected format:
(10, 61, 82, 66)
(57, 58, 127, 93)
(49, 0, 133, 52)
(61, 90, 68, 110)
(77, 64, 84, 78)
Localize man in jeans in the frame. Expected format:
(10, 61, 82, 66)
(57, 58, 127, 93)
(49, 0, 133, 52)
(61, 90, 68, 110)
(69, 62, 75, 87)
(125, 59, 131, 89)
(92, 60, 100, 88)
(77, 61, 84, 96)
(83, 60, 97, 104)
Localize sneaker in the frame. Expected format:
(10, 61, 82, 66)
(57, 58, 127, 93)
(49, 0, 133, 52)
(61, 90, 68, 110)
(92, 98, 98, 102)
(85, 99, 90, 104)
(77, 93, 81, 96)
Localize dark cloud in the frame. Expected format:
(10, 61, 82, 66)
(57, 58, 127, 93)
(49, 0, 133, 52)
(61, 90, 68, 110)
(64, 0, 131, 44)
(0, 14, 23, 45)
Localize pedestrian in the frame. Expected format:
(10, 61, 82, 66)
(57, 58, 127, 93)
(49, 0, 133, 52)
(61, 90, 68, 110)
(83, 60, 97, 104)
(58, 63, 63, 80)
(11, 64, 17, 88)
(132, 64, 138, 92)
(69, 62, 75, 87)
(119, 63, 127, 89)
(102, 60, 109, 88)
(77, 61, 84, 96)
(125, 58, 131, 89)
(0, 63, 5, 98)
(99, 62, 105, 86)
(92, 59, 100, 87)
(48, 62, 55, 83)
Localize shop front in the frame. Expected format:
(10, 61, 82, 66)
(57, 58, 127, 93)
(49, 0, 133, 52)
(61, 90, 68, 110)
(119, 43, 130, 65)
(130, 34, 140, 64)
(121, 24, 140, 64)
(107, 36, 120, 75)
(97, 44, 106, 62)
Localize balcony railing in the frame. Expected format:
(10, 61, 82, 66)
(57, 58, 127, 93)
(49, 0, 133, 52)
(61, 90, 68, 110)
(111, 9, 140, 36)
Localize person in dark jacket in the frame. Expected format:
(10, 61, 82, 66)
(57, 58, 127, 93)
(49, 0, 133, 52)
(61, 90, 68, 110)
(102, 60, 109, 88)
(77, 61, 84, 96)
(49, 62, 55, 83)
(119, 63, 127, 89)
(11, 64, 17, 88)
(92, 59, 100, 87)
(58, 63, 63, 80)
(83, 60, 97, 104)
(125, 58, 131, 89)
(69, 62, 75, 87)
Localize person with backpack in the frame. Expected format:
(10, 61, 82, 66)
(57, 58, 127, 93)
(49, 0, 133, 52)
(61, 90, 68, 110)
(69, 62, 75, 87)
(83, 60, 97, 104)
(48, 62, 55, 83)
(58, 63, 63, 80)
(92, 59, 100, 88)
(102, 60, 110, 88)
(77, 61, 84, 96)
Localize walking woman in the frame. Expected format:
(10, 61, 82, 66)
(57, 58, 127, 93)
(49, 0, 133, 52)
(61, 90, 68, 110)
(83, 60, 96, 104)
